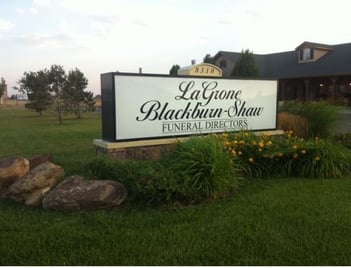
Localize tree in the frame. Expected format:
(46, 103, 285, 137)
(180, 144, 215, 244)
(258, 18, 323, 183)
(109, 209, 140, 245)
(81, 91, 96, 112)
(169, 64, 180, 76)
(16, 65, 94, 122)
(231, 49, 259, 77)
(48, 65, 66, 124)
(0, 77, 6, 109)
(64, 68, 90, 119)
(203, 54, 216, 65)
(17, 70, 52, 116)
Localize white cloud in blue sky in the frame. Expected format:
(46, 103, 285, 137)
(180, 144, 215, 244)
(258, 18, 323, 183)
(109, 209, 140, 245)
(1, 0, 351, 95)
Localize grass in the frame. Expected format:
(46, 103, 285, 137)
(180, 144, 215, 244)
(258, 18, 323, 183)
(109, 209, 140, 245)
(1, 178, 351, 265)
(0, 106, 100, 175)
(1, 106, 351, 265)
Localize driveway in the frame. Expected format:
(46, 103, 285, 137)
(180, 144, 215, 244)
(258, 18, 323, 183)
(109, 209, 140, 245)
(333, 109, 351, 134)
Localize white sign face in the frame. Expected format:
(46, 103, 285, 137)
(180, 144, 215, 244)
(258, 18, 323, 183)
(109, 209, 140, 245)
(114, 75, 277, 140)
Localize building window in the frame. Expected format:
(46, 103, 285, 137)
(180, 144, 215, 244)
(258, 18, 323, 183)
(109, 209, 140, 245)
(299, 47, 314, 61)
(219, 60, 227, 68)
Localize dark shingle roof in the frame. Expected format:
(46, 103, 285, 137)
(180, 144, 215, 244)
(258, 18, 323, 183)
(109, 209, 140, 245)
(215, 42, 351, 79)
(214, 51, 241, 62)
(262, 43, 351, 79)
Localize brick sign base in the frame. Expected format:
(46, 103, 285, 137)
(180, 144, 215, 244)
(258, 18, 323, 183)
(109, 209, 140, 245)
(93, 138, 188, 161)
(93, 130, 284, 161)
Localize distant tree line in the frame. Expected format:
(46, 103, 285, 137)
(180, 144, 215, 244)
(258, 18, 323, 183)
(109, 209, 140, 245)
(0, 77, 8, 110)
(16, 65, 95, 124)
(169, 49, 258, 78)
(0, 77, 6, 104)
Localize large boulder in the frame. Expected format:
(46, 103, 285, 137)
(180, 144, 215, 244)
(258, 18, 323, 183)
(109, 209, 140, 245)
(28, 154, 53, 171)
(42, 176, 128, 211)
(0, 157, 30, 197)
(5, 161, 65, 207)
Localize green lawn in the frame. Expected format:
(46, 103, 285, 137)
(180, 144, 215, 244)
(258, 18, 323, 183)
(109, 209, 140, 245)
(1, 106, 351, 265)
(0, 106, 100, 175)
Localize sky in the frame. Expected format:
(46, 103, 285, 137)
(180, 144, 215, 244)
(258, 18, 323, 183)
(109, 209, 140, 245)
(1, 0, 351, 96)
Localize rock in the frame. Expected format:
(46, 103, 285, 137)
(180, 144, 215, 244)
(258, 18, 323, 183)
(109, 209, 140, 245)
(0, 157, 30, 196)
(5, 162, 65, 207)
(28, 154, 53, 171)
(42, 176, 128, 211)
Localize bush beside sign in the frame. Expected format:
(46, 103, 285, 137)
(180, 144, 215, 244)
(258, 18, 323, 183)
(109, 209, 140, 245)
(101, 73, 278, 142)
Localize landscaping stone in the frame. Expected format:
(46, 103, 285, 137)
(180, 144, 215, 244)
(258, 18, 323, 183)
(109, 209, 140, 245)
(0, 156, 30, 197)
(5, 161, 65, 207)
(28, 154, 53, 170)
(42, 175, 128, 211)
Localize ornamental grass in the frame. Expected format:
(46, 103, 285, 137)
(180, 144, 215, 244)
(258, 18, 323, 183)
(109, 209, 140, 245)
(278, 101, 342, 138)
(164, 135, 242, 202)
(278, 112, 309, 138)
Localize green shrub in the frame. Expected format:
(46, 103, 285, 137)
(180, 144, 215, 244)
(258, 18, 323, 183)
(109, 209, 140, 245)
(332, 132, 351, 149)
(291, 138, 351, 178)
(86, 130, 351, 205)
(86, 156, 157, 182)
(163, 135, 242, 202)
(279, 101, 342, 138)
(85, 157, 160, 202)
(223, 131, 351, 179)
(86, 157, 184, 205)
(86, 136, 243, 205)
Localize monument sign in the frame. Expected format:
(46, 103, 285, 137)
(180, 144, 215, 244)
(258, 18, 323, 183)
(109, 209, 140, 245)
(100, 72, 278, 142)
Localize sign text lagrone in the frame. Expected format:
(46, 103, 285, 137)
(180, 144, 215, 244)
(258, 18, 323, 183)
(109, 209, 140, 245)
(101, 73, 278, 141)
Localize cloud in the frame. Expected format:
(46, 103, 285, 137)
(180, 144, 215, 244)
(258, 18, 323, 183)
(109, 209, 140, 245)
(216, 19, 233, 25)
(90, 14, 120, 24)
(33, 0, 50, 7)
(0, 19, 14, 32)
(14, 0, 49, 16)
(244, 8, 259, 18)
(16, 8, 25, 14)
(58, 19, 70, 31)
(132, 19, 149, 27)
(58, 0, 121, 15)
(29, 7, 39, 14)
(13, 32, 72, 48)
(16, 7, 39, 15)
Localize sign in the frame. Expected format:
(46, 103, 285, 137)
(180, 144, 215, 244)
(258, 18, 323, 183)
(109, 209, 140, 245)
(177, 63, 222, 77)
(101, 73, 278, 141)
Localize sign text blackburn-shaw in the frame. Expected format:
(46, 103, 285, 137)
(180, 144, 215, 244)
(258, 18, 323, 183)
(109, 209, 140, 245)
(100, 73, 278, 141)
